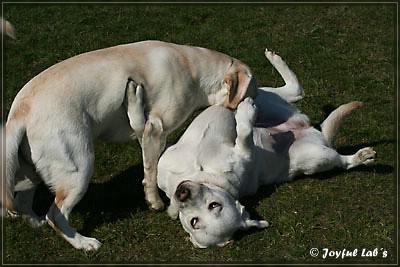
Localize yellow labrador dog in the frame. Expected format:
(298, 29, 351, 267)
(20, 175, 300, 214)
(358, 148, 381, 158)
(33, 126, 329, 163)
(157, 49, 377, 248)
(5, 40, 257, 250)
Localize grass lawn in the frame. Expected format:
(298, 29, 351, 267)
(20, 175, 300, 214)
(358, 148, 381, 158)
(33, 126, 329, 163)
(2, 3, 397, 264)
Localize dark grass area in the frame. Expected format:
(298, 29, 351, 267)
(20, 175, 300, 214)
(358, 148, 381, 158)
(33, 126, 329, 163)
(2, 3, 398, 264)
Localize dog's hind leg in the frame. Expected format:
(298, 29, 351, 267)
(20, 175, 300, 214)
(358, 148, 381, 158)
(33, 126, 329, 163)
(289, 141, 377, 177)
(45, 164, 102, 251)
(14, 187, 47, 227)
(12, 158, 46, 227)
(234, 97, 257, 154)
(46, 175, 102, 251)
(340, 147, 377, 170)
(259, 48, 304, 103)
(40, 130, 101, 250)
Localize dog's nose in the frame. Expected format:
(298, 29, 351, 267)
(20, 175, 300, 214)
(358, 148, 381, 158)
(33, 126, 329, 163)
(175, 183, 191, 202)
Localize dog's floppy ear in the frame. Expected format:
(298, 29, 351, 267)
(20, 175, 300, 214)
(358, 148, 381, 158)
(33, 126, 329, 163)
(235, 201, 269, 229)
(167, 202, 179, 219)
(223, 61, 257, 109)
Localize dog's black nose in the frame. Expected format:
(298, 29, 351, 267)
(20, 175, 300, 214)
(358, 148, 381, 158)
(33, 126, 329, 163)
(175, 183, 191, 202)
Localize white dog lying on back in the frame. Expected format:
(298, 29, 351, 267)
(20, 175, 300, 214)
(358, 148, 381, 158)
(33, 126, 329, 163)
(157, 49, 377, 248)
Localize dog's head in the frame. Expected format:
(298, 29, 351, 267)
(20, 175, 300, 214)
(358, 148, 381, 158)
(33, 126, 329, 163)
(223, 60, 258, 109)
(173, 180, 268, 248)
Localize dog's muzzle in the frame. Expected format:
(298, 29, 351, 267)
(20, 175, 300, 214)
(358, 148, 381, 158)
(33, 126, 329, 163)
(175, 181, 191, 202)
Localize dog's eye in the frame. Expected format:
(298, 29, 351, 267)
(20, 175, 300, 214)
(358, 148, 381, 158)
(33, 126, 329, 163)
(208, 202, 222, 210)
(190, 217, 199, 229)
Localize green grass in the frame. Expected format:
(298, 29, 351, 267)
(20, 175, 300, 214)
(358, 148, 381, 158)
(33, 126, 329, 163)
(2, 3, 397, 264)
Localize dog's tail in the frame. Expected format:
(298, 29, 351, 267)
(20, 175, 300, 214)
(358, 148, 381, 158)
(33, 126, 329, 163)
(1, 17, 16, 39)
(1, 120, 25, 215)
(320, 101, 363, 146)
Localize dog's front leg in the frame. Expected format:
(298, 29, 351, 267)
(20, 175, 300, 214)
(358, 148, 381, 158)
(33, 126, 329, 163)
(141, 116, 166, 211)
(234, 97, 257, 154)
(124, 80, 146, 145)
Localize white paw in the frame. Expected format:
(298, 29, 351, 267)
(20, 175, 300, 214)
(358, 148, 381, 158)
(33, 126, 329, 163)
(78, 236, 102, 251)
(356, 147, 377, 165)
(236, 97, 257, 125)
(144, 117, 164, 139)
(27, 216, 47, 228)
(6, 209, 20, 219)
(127, 80, 143, 106)
(257, 220, 270, 228)
(147, 197, 165, 211)
(167, 204, 179, 219)
(143, 184, 165, 211)
(148, 192, 165, 211)
(265, 48, 284, 65)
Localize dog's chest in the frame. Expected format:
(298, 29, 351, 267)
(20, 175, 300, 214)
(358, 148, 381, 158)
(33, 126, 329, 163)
(197, 144, 250, 192)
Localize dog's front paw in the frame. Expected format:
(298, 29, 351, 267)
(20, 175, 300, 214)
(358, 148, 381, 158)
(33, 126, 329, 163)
(356, 147, 377, 166)
(143, 187, 165, 212)
(167, 204, 179, 219)
(236, 97, 257, 125)
(126, 80, 144, 106)
(148, 199, 165, 211)
(126, 80, 146, 142)
(75, 234, 102, 251)
(235, 98, 257, 152)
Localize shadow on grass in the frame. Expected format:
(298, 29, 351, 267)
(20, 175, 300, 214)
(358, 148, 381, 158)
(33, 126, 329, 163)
(31, 139, 394, 241)
(31, 163, 170, 235)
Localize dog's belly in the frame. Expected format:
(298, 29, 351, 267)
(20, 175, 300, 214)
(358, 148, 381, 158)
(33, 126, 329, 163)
(251, 128, 293, 186)
(96, 107, 136, 142)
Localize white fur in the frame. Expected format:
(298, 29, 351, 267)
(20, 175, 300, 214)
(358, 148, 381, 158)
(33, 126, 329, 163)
(157, 49, 377, 248)
(5, 41, 257, 250)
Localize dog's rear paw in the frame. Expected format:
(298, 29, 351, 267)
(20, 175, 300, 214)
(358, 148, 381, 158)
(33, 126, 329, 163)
(356, 147, 377, 165)
(265, 48, 284, 66)
(6, 209, 20, 219)
(27, 216, 47, 228)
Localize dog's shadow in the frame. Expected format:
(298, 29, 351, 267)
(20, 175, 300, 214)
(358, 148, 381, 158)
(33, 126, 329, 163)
(31, 139, 393, 239)
(32, 164, 163, 234)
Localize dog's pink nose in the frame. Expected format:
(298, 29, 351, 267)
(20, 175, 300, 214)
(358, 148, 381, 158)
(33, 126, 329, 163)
(175, 184, 191, 202)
